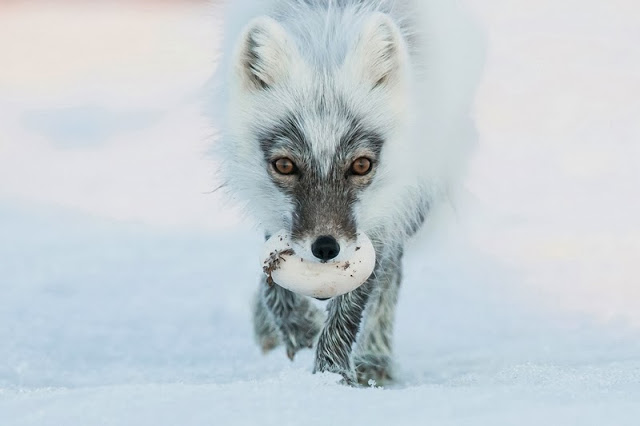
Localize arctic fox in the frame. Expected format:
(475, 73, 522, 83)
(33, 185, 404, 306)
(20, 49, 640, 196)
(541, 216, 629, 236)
(213, 0, 483, 385)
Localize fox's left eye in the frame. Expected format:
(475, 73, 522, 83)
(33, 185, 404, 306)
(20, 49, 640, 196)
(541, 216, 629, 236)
(350, 157, 372, 176)
(273, 157, 297, 175)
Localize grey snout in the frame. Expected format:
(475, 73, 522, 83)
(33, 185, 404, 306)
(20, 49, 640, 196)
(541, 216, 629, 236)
(311, 235, 340, 261)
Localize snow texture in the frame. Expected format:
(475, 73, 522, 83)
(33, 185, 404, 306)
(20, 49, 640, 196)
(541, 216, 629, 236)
(1, 1, 639, 425)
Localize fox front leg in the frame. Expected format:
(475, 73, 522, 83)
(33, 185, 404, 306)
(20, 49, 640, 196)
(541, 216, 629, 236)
(313, 280, 373, 385)
(258, 278, 324, 360)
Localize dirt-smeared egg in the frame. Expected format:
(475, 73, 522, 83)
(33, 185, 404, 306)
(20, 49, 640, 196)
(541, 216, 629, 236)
(261, 230, 376, 299)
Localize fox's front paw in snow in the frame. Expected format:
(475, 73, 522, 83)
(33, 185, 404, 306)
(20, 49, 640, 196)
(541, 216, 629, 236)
(313, 333, 358, 386)
(313, 354, 357, 386)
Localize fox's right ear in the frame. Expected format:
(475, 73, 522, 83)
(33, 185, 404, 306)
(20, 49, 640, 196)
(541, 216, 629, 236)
(346, 13, 407, 91)
(234, 17, 297, 91)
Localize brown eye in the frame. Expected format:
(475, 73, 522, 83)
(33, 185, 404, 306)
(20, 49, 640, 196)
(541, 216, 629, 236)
(273, 158, 297, 175)
(351, 157, 372, 176)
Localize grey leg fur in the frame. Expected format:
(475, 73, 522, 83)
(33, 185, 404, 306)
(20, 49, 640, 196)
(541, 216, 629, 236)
(254, 247, 403, 387)
(313, 248, 403, 386)
(254, 276, 325, 360)
(252, 290, 281, 353)
(313, 280, 374, 385)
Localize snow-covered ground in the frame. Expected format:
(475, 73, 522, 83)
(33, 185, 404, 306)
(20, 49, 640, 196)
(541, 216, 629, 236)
(1, 1, 639, 425)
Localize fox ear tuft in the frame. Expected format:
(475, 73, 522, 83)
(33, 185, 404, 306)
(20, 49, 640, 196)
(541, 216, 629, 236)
(235, 17, 296, 91)
(349, 13, 405, 89)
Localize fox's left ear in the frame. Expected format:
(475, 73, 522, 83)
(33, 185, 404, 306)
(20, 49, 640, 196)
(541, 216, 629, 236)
(234, 17, 299, 92)
(346, 13, 406, 90)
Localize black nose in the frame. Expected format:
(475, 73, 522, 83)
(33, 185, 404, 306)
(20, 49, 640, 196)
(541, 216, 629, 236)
(311, 235, 340, 261)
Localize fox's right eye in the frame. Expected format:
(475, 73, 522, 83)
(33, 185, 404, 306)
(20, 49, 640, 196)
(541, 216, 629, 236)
(273, 158, 297, 175)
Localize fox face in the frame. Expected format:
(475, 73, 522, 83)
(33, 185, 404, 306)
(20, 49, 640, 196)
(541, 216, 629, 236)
(226, 13, 410, 260)
(260, 111, 381, 248)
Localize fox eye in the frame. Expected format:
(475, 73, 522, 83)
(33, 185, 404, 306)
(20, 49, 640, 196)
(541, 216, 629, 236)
(350, 157, 372, 176)
(273, 157, 297, 175)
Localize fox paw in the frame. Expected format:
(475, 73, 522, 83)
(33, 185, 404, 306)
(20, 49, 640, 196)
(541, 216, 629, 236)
(258, 333, 281, 354)
(354, 354, 394, 386)
(313, 357, 358, 386)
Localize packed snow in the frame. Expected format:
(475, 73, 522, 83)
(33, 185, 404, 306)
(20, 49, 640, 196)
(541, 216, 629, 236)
(1, 1, 639, 425)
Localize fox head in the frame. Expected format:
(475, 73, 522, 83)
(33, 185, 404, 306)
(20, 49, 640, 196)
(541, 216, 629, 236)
(224, 12, 415, 260)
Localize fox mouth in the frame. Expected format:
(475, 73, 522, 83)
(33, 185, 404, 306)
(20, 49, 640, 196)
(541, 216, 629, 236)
(261, 230, 376, 299)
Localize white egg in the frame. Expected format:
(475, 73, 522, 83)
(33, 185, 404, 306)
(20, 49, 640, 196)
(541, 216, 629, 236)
(261, 230, 376, 299)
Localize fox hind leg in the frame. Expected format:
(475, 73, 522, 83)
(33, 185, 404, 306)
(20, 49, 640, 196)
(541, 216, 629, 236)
(253, 290, 281, 353)
(354, 253, 402, 386)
